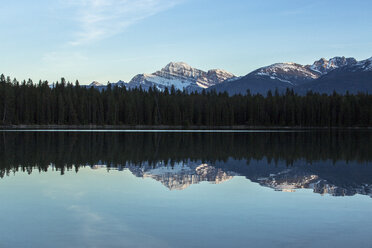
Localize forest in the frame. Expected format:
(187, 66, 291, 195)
(0, 74, 371, 127)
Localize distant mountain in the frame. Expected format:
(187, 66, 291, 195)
(209, 62, 319, 95)
(206, 63, 320, 95)
(208, 74, 293, 95)
(86, 56, 371, 95)
(89, 81, 102, 87)
(210, 57, 372, 95)
(125, 62, 236, 91)
(210, 56, 369, 95)
(83, 81, 108, 91)
(309, 57, 357, 75)
(253, 62, 319, 85)
(297, 57, 372, 94)
(111, 80, 126, 88)
(84, 80, 127, 91)
(212, 159, 372, 197)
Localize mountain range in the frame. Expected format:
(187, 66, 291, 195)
(88, 56, 372, 95)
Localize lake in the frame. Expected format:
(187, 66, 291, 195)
(0, 130, 371, 248)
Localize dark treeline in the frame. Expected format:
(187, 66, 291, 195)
(0, 131, 371, 178)
(0, 74, 371, 127)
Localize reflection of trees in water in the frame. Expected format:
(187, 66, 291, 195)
(0, 131, 371, 178)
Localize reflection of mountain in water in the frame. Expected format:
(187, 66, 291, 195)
(1, 131, 371, 197)
(212, 159, 372, 198)
(89, 160, 372, 197)
(251, 167, 372, 197)
(126, 162, 235, 190)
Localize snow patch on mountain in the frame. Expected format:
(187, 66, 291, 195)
(256, 72, 293, 84)
(259, 63, 319, 78)
(252, 62, 319, 85)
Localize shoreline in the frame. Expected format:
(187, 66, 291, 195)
(0, 125, 371, 130)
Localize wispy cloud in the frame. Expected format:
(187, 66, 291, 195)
(64, 0, 182, 45)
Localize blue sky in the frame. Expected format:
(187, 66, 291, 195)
(1, 0, 371, 84)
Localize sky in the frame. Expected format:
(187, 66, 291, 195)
(1, 0, 372, 84)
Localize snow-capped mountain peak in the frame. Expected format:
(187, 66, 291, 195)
(162, 62, 194, 74)
(252, 62, 319, 85)
(126, 62, 236, 91)
(310, 56, 357, 74)
(156, 62, 204, 80)
(251, 56, 359, 86)
(318, 57, 372, 73)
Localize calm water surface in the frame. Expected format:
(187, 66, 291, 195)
(0, 131, 371, 248)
